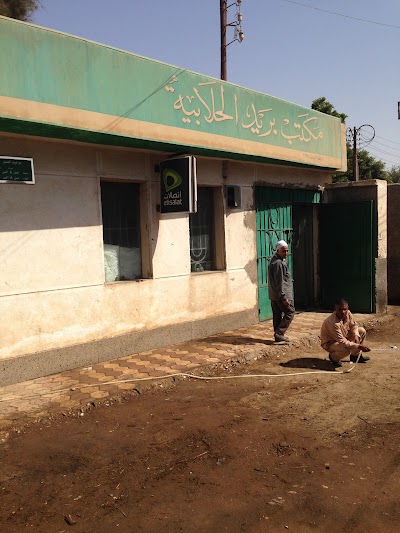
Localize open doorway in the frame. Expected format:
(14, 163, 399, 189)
(292, 204, 315, 309)
(255, 186, 322, 320)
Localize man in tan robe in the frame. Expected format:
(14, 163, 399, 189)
(321, 298, 371, 368)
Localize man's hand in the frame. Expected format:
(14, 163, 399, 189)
(359, 345, 371, 352)
(282, 298, 290, 307)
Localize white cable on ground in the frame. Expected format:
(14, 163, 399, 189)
(65, 352, 365, 389)
(0, 359, 362, 403)
(83, 364, 357, 388)
(4, 347, 390, 403)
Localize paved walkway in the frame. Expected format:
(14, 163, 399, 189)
(0, 311, 375, 430)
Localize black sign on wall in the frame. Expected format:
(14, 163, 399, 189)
(160, 155, 197, 214)
(0, 156, 35, 184)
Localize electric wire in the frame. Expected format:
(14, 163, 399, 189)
(368, 138, 400, 153)
(0, 348, 392, 403)
(357, 152, 399, 168)
(357, 135, 400, 166)
(367, 156, 399, 167)
(367, 149, 400, 167)
(0, 358, 366, 403)
(375, 135, 400, 146)
(353, 134, 400, 148)
(365, 143, 400, 161)
(280, 0, 400, 30)
(2, 347, 391, 404)
(360, 134, 398, 152)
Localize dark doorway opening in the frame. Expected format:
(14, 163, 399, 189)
(292, 204, 314, 309)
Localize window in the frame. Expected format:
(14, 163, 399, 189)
(101, 182, 142, 282)
(189, 187, 218, 272)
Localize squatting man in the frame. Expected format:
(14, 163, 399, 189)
(320, 298, 371, 368)
(267, 240, 295, 343)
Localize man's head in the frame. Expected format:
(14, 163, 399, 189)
(334, 297, 349, 321)
(276, 240, 289, 259)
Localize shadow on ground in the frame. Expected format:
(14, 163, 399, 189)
(280, 357, 334, 371)
(197, 335, 275, 346)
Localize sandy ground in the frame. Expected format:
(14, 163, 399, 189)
(1, 310, 400, 533)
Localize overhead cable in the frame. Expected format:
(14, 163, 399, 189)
(363, 151, 400, 167)
(366, 143, 400, 160)
(375, 134, 400, 146)
(280, 0, 400, 30)
(369, 138, 400, 151)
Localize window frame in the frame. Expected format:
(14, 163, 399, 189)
(100, 179, 152, 283)
(189, 185, 226, 274)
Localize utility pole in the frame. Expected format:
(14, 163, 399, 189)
(219, 0, 244, 81)
(352, 126, 359, 182)
(347, 125, 375, 182)
(220, 0, 227, 81)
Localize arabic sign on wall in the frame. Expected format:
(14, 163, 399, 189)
(160, 156, 197, 214)
(0, 156, 35, 184)
(0, 18, 344, 169)
(166, 78, 325, 147)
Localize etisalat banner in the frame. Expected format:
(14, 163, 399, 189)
(160, 155, 197, 214)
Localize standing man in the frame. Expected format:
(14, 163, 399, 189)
(268, 240, 295, 343)
(321, 298, 371, 368)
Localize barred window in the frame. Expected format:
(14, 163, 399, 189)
(189, 187, 215, 272)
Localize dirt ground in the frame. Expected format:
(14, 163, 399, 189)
(1, 310, 400, 533)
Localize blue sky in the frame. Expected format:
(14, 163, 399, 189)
(32, 0, 400, 169)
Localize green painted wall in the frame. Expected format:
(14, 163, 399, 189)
(0, 17, 343, 165)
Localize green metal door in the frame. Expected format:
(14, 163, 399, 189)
(256, 192, 293, 321)
(319, 201, 376, 313)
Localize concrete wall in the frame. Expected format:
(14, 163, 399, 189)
(324, 180, 387, 313)
(387, 184, 400, 303)
(0, 133, 331, 384)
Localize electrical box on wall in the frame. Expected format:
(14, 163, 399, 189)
(226, 185, 241, 208)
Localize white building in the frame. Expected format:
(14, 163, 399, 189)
(1, 17, 357, 385)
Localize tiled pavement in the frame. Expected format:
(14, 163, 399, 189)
(0, 311, 376, 429)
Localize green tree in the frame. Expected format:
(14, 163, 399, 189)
(388, 165, 400, 183)
(335, 146, 389, 183)
(311, 97, 347, 124)
(311, 97, 389, 182)
(0, 0, 39, 21)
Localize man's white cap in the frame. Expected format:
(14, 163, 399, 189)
(276, 240, 288, 250)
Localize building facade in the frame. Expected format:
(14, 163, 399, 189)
(0, 17, 351, 384)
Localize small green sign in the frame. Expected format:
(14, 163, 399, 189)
(0, 156, 35, 184)
(160, 155, 197, 214)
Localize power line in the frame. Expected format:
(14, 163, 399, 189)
(377, 158, 400, 168)
(354, 135, 400, 167)
(375, 134, 400, 146)
(368, 137, 400, 153)
(365, 142, 400, 160)
(371, 139, 400, 158)
(365, 148, 400, 167)
(364, 153, 398, 168)
(280, 0, 400, 30)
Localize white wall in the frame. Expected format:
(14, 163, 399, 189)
(0, 134, 330, 360)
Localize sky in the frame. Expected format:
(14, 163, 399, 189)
(32, 0, 400, 169)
